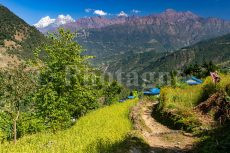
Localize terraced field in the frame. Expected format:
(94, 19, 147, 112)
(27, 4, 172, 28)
(0, 100, 137, 153)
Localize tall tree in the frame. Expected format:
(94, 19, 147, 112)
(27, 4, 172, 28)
(0, 64, 36, 144)
(34, 29, 99, 131)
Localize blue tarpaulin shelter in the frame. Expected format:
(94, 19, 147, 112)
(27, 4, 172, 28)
(127, 96, 135, 99)
(144, 88, 160, 95)
(186, 76, 203, 85)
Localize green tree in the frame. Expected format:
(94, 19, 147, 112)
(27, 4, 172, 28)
(202, 61, 218, 77)
(104, 81, 122, 105)
(34, 29, 99, 131)
(0, 64, 36, 144)
(183, 61, 218, 78)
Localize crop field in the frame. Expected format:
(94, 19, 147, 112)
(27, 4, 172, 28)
(0, 100, 137, 153)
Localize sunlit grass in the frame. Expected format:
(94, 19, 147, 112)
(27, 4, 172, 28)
(0, 100, 137, 153)
(158, 74, 230, 132)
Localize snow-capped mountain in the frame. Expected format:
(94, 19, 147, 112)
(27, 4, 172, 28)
(34, 14, 75, 29)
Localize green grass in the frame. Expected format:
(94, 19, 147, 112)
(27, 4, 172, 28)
(0, 100, 138, 153)
(153, 74, 230, 153)
(195, 123, 230, 153)
(157, 74, 230, 132)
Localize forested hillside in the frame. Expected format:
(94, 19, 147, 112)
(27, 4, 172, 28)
(144, 33, 230, 72)
(0, 5, 44, 63)
(103, 33, 230, 77)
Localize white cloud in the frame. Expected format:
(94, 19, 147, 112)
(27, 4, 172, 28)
(55, 14, 75, 26)
(93, 10, 107, 16)
(34, 15, 75, 28)
(34, 16, 55, 28)
(85, 8, 93, 13)
(132, 9, 141, 13)
(117, 11, 128, 17)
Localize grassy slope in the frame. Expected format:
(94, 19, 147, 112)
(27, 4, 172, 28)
(0, 100, 137, 153)
(157, 84, 204, 132)
(155, 74, 230, 152)
(157, 74, 230, 131)
(157, 74, 230, 132)
(150, 74, 230, 153)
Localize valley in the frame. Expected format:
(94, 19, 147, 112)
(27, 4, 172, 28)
(0, 2, 230, 153)
(36, 9, 230, 87)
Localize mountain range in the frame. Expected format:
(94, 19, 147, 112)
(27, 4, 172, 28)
(0, 5, 230, 88)
(37, 9, 230, 69)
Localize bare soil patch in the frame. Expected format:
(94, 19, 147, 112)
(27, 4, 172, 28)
(130, 100, 198, 153)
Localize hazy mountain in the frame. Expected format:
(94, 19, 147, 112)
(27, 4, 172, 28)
(144, 33, 230, 72)
(37, 9, 230, 81)
(37, 9, 230, 59)
(106, 33, 230, 74)
(74, 9, 230, 60)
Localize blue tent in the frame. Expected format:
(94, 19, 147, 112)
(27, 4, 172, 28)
(144, 88, 160, 95)
(186, 76, 203, 85)
(127, 96, 135, 99)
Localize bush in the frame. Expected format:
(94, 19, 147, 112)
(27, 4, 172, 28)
(104, 81, 122, 105)
(0, 112, 12, 141)
(226, 84, 230, 96)
(200, 82, 217, 102)
(17, 113, 46, 138)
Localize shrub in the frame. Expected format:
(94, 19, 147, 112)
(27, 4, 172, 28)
(0, 64, 37, 143)
(225, 84, 230, 96)
(104, 81, 122, 105)
(200, 81, 217, 102)
(0, 112, 12, 141)
(17, 113, 46, 138)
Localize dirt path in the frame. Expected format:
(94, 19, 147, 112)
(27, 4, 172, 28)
(131, 100, 198, 153)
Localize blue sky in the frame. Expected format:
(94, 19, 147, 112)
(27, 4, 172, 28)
(0, 0, 230, 25)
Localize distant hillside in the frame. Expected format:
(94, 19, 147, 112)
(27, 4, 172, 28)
(0, 5, 44, 67)
(83, 33, 230, 89)
(145, 33, 230, 72)
(106, 33, 230, 77)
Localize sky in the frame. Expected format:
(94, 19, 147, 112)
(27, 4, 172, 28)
(0, 0, 230, 25)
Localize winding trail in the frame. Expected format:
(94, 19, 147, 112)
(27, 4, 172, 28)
(131, 100, 198, 153)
